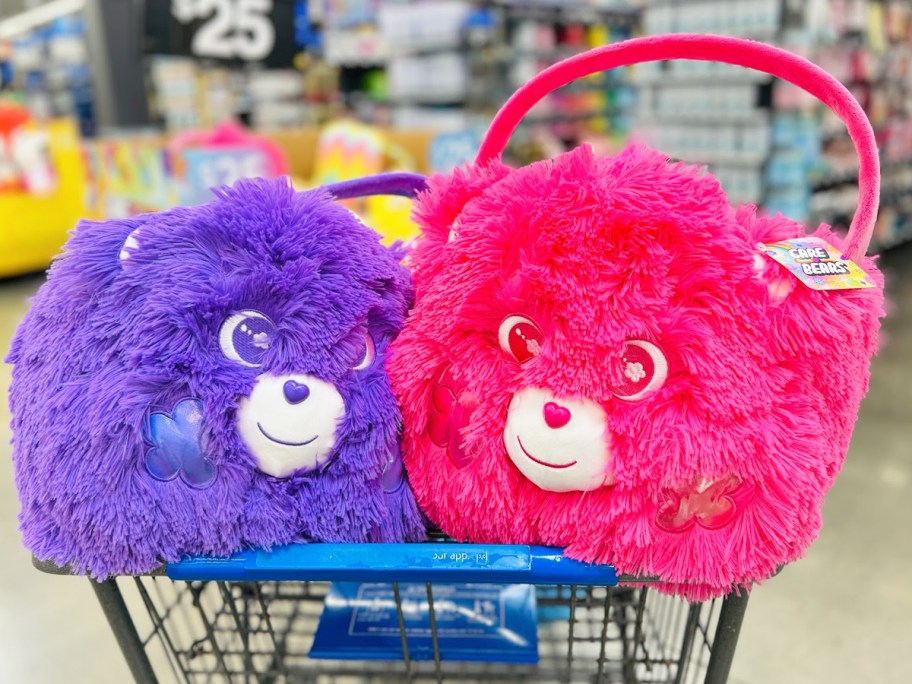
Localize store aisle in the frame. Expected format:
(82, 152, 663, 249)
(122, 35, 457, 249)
(731, 242, 912, 684)
(0, 275, 131, 684)
(0, 244, 910, 684)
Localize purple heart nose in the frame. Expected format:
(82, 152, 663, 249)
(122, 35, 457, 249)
(283, 380, 310, 404)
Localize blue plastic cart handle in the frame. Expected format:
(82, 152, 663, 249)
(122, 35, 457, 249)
(166, 543, 618, 586)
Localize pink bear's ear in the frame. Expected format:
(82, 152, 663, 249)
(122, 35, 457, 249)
(751, 252, 797, 306)
(412, 160, 512, 246)
(736, 205, 803, 307)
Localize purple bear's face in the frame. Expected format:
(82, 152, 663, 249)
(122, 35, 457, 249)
(205, 307, 372, 478)
(8, 177, 423, 576)
(114, 183, 407, 482)
(229, 318, 355, 477)
(108, 182, 408, 485)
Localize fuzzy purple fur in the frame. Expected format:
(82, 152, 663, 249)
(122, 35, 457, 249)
(7, 177, 426, 578)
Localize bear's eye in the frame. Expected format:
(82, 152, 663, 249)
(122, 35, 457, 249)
(611, 340, 668, 401)
(219, 311, 276, 367)
(498, 315, 544, 365)
(353, 333, 376, 371)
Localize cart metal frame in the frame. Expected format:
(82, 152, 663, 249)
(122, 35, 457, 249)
(37, 543, 749, 684)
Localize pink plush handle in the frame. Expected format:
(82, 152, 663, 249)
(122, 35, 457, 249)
(477, 34, 880, 260)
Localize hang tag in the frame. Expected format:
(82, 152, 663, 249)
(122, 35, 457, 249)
(758, 237, 876, 290)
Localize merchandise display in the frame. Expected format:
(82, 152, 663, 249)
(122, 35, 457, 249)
(635, 0, 782, 208)
(81, 124, 290, 219)
(0, 112, 87, 277)
(82, 132, 174, 218)
(1, 2, 910, 681)
(168, 121, 289, 206)
(7, 172, 428, 577)
(389, 35, 885, 600)
(4, 14, 95, 135)
(77, 120, 427, 244)
(148, 56, 319, 131)
(321, 0, 638, 150)
(2, 1, 911, 262)
(635, 0, 912, 252)
(308, 119, 422, 242)
(798, 0, 912, 249)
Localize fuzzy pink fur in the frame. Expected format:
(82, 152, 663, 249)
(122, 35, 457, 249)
(389, 145, 884, 600)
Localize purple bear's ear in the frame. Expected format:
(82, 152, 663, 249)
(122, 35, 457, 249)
(118, 227, 143, 265)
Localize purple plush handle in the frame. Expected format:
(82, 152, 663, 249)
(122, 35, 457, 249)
(478, 34, 880, 260)
(323, 173, 428, 200)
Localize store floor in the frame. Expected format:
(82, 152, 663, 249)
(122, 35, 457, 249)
(0, 246, 910, 684)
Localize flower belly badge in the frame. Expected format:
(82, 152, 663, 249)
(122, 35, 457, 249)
(657, 477, 755, 533)
(427, 367, 478, 469)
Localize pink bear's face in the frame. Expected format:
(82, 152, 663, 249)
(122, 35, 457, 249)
(500, 327, 663, 492)
(402, 145, 774, 494)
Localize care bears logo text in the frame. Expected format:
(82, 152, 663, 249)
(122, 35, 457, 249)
(760, 238, 875, 291)
(788, 247, 850, 276)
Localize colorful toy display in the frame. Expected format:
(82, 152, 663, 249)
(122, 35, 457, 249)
(389, 35, 885, 600)
(83, 134, 173, 217)
(0, 102, 53, 193)
(309, 119, 422, 244)
(0, 116, 427, 279)
(0, 113, 87, 278)
(81, 121, 291, 220)
(7, 173, 428, 577)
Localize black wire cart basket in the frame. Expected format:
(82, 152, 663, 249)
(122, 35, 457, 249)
(37, 539, 749, 684)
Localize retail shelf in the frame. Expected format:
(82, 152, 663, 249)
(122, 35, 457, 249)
(811, 160, 912, 191)
(523, 107, 623, 124)
(635, 111, 770, 126)
(632, 74, 773, 87)
(667, 151, 769, 167)
(495, 0, 641, 18)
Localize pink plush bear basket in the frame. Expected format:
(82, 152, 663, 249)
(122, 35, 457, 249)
(389, 34, 885, 600)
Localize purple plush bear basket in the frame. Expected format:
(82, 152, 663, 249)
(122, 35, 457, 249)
(7, 172, 428, 578)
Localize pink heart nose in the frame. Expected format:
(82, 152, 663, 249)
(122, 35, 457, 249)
(543, 401, 571, 429)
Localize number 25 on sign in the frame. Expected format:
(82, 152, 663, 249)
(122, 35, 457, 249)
(171, 0, 276, 61)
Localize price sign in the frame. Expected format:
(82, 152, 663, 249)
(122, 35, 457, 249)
(180, 146, 271, 206)
(145, 0, 300, 66)
(429, 130, 481, 174)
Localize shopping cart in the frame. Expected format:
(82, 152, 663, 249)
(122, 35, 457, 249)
(36, 536, 749, 684)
